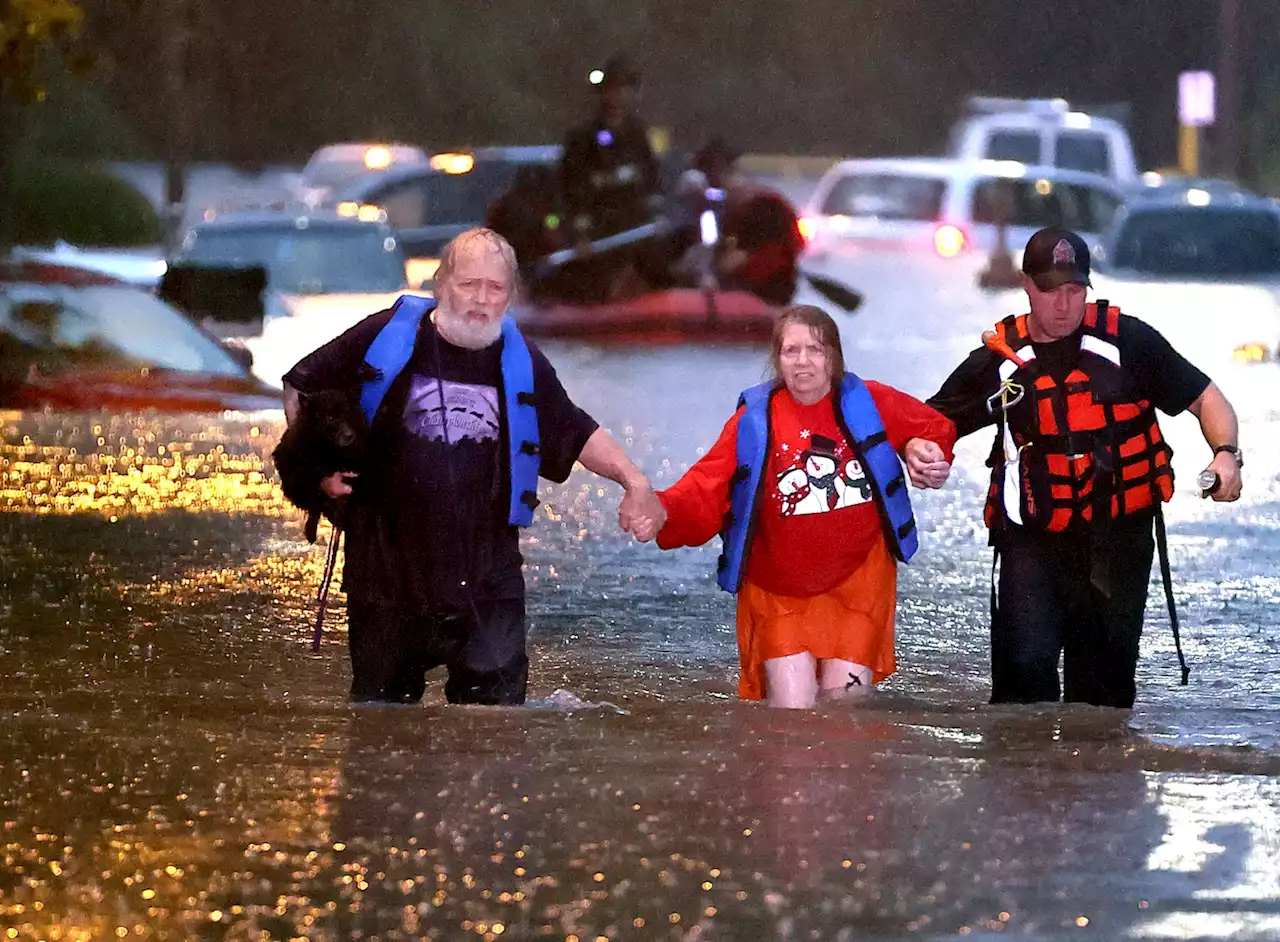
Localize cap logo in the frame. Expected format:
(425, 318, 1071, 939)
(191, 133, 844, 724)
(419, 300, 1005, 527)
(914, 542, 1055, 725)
(1052, 238, 1075, 266)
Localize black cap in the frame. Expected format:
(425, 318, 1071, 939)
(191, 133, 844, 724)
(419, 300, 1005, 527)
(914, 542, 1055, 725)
(1021, 227, 1091, 290)
(595, 54, 640, 89)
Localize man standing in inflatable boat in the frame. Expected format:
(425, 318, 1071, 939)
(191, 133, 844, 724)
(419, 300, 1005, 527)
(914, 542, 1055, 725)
(928, 227, 1243, 709)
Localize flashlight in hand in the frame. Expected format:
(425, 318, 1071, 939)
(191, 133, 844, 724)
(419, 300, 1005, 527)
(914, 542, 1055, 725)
(1197, 470, 1220, 498)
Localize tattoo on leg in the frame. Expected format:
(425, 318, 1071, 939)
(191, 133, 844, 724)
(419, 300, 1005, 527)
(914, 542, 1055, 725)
(845, 672, 863, 691)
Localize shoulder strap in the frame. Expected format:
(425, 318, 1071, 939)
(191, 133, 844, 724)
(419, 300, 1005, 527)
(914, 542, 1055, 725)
(359, 295, 436, 424)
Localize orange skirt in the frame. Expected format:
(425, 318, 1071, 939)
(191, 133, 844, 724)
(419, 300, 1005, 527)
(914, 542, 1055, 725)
(735, 536, 898, 700)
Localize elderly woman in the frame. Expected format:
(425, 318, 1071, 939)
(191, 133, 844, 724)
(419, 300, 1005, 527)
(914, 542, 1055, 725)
(645, 305, 956, 708)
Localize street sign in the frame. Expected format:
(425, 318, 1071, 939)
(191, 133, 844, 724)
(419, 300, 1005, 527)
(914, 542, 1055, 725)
(1179, 71, 1215, 127)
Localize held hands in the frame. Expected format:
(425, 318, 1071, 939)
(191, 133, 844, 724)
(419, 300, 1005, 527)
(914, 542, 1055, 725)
(1201, 450, 1242, 502)
(619, 478, 667, 542)
(904, 438, 951, 489)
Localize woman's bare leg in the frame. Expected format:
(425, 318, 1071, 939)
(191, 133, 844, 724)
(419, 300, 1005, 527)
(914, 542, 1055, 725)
(818, 659, 874, 702)
(764, 653, 819, 709)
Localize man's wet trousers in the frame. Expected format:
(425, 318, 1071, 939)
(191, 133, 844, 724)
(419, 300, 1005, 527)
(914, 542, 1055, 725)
(991, 516, 1156, 709)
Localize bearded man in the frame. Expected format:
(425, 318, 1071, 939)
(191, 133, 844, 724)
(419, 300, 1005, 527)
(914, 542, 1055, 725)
(283, 228, 661, 704)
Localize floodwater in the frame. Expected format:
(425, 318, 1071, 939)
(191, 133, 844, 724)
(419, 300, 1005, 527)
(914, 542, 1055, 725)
(2, 255, 1278, 940)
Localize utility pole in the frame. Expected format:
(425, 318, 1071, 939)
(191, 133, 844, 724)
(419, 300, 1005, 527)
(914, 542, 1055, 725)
(1216, 0, 1242, 179)
(161, 0, 193, 252)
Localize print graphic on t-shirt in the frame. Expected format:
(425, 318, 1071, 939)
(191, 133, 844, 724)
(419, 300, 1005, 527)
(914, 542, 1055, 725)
(404, 377, 500, 443)
(774, 433, 872, 517)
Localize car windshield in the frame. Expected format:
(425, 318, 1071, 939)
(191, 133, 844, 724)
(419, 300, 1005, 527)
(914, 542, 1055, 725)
(178, 224, 406, 294)
(0, 283, 246, 377)
(821, 174, 946, 220)
(1110, 209, 1280, 278)
(971, 177, 1119, 233)
(363, 163, 528, 229)
(302, 160, 372, 191)
(985, 130, 1041, 164)
(1055, 132, 1112, 176)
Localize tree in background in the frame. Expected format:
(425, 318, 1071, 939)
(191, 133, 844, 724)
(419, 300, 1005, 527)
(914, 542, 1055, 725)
(0, 0, 86, 252)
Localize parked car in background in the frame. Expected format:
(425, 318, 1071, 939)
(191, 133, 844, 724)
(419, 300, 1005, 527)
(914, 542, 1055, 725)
(1126, 173, 1252, 204)
(331, 145, 562, 286)
(172, 209, 416, 387)
(293, 142, 432, 207)
(800, 157, 1124, 267)
(0, 262, 278, 412)
(1092, 189, 1280, 372)
(9, 242, 167, 288)
(948, 97, 1138, 183)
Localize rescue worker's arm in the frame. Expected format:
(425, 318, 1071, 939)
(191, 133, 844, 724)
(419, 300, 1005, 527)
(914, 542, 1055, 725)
(925, 347, 1003, 440)
(654, 410, 743, 550)
(576, 428, 665, 538)
(1187, 381, 1242, 502)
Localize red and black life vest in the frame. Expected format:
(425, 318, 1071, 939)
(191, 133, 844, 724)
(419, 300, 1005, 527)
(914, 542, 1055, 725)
(983, 300, 1174, 532)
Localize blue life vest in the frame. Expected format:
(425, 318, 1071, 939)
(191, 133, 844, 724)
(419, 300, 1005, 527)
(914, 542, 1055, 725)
(359, 294, 542, 527)
(717, 373, 918, 593)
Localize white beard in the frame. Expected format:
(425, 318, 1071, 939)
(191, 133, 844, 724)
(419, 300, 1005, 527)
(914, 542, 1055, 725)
(434, 304, 504, 350)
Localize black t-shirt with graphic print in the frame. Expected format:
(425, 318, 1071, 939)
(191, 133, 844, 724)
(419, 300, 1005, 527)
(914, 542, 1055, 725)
(927, 314, 1211, 440)
(284, 309, 598, 613)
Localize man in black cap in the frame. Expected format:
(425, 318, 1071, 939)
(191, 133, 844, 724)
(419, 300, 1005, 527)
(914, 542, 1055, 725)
(926, 226, 1243, 709)
(557, 55, 664, 301)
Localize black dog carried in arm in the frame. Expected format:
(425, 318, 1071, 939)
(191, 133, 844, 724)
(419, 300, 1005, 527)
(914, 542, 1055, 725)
(272, 389, 368, 542)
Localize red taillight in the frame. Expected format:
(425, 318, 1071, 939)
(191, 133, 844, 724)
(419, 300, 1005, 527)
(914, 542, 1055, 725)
(934, 224, 966, 258)
(797, 216, 817, 242)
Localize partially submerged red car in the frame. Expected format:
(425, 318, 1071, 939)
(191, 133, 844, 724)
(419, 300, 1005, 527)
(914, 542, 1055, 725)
(0, 262, 280, 413)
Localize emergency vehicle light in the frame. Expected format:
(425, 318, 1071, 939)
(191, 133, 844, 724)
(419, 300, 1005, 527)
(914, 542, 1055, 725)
(430, 153, 475, 174)
(363, 146, 393, 170)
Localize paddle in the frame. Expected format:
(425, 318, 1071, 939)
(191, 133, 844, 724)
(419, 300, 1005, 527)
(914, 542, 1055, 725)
(801, 271, 863, 314)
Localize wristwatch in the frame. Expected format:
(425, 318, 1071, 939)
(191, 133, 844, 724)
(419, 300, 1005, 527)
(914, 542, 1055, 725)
(1213, 444, 1243, 467)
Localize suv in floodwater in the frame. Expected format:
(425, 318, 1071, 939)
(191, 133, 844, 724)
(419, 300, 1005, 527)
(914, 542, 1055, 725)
(800, 157, 1124, 266)
(949, 97, 1139, 184)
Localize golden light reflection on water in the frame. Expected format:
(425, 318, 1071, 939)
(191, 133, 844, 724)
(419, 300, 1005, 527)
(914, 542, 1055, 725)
(0, 410, 290, 517)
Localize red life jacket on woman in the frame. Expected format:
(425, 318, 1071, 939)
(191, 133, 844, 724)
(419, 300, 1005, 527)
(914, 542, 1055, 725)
(983, 300, 1174, 533)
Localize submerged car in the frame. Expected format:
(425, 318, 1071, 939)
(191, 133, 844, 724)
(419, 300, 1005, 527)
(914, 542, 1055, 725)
(0, 262, 278, 412)
(800, 157, 1123, 264)
(172, 209, 418, 386)
(331, 146, 562, 286)
(1092, 189, 1280, 370)
(293, 142, 431, 207)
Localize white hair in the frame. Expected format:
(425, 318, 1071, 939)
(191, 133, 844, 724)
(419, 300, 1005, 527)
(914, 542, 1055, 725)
(436, 227, 519, 289)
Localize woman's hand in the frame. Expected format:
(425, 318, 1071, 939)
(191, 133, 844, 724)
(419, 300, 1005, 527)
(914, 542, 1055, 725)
(904, 439, 950, 489)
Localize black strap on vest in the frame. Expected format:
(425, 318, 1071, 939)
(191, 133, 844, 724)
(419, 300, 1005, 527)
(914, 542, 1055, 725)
(1153, 505, 1191, 685)
(990, 545, 1000, 631)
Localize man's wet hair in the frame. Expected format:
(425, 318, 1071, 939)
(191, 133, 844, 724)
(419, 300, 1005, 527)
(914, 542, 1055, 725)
(436, 228, 520, 289)
(769, 304, 846, 382)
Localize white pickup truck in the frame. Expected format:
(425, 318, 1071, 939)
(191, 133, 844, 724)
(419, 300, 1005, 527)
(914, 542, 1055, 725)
(948, 97, 1138, 185)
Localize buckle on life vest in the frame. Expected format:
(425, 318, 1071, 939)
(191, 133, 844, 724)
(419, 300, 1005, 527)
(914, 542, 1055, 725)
(520, 490, 539, 510)
(1062, 431, 1092, 461)
(986, 379, 1025, 413)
